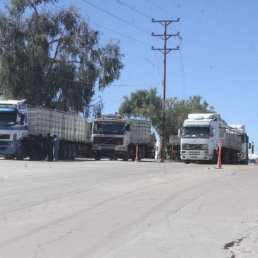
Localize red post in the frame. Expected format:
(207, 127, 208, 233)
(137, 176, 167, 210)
(217, 139, 222, 169)
(135, 144, 139, 162)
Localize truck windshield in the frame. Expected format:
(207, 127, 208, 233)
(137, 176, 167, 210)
(182, 126, 210, 138)
(93, 122, 125, 135)
(0, 112, 17, 126)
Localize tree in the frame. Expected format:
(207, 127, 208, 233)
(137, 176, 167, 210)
(119, 88, 221, 139)
(119, 88, 162, 130)
(0, 0, 123, 113)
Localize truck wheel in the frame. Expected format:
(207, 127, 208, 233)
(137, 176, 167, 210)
(16, 144, 25, 160)
(231, 151, 238, 164)
(184, 160, 190, 164)
(4, 155, 15, 160)
(95, 154, 101, 161)
(223, 150, 230, 164)
(67, 148, 72, 160)
(122, 153, 128, 161)
(242, 158, 248, 165)
(63, 147, 68, 160)
(211, 151, 218, 164)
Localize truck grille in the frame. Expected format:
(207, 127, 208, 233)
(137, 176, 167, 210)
(0, 134, 10, 139)
(94, 137, 123, 145)
(189, 151, 200, 155)
(0, 141, 9, 146)
(182, 144, 203, 150)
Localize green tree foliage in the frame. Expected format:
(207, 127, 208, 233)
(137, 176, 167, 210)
(0, 0, 123, 113)
(119, 88, 221, 139)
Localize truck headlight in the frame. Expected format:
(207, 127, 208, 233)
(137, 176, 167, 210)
(9, 142, 15, 150)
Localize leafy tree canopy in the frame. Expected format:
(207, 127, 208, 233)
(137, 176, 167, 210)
(119, 88, 223, 139)
(0, 0, 124, 113)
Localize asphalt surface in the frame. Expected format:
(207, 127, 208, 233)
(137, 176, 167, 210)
(0, 159, 258, 258)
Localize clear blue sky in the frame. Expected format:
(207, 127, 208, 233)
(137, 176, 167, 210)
(1, 0, 258, 150)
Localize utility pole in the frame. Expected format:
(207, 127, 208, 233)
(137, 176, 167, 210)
(151, 18, 180, 162)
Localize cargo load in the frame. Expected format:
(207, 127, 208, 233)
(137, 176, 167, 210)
(0, 99, 91, 160)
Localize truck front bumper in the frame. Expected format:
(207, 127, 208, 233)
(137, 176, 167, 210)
(180, 150, 212, 160)
(0, 141, 18, 155)
(92, 145, 128, 157)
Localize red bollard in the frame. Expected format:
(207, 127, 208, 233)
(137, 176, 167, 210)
(135, 144, 139, 162)
(217, 139, 222, 169)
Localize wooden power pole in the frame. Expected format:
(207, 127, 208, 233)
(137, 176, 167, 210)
(151, 18, 180, 162)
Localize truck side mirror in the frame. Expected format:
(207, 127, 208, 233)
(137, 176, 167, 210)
(126, 124, 130, 131)
(178, 128, 181, 137)
(17, 114, 21, 125)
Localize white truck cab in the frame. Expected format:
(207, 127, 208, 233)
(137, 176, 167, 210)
(0, 99, 28, 157)
(92, 114, 152, 161)
(180, 113, 248, 164)
(180, 114, 220, 162)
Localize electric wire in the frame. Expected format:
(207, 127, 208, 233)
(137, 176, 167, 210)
(115, 0, 152, 20)
(82, 0, 150, 35)
(87, 20, 150, 46)
(178, 23, 187, 98)
(146, 0, 176, 18)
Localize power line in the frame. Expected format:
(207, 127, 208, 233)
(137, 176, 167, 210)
(88, 20, 150, 46)
(110, 81, 162, 87)
(178, 34, 187, 98)
(82, 0, 150, 35)
(146, 0, 176, 18)
(115, 0, 152, 20)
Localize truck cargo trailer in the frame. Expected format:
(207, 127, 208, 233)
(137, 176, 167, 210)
(0, 99, 91, 160)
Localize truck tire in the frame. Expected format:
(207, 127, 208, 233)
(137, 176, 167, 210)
(223, 149, 230, 164)
(95, 154, 101, 161)
(122, 152, 128, 161)
(67, 146, 72, 160)
(231, 151, 238, 164)
(4, 155, 15, 160)
(63, 146, 68, 160)
(16, 144, 25, 160)
(211, 151, 218, 164)
(184, 160, 191, 164)
(242, 158, 248, 165)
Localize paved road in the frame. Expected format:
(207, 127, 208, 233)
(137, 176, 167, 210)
(0, 159, 258, 258)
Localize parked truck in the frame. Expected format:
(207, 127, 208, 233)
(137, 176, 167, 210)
(0, 99, 91, 160)
(180, 113, 248, 164)
(92, 114, 154, 161)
